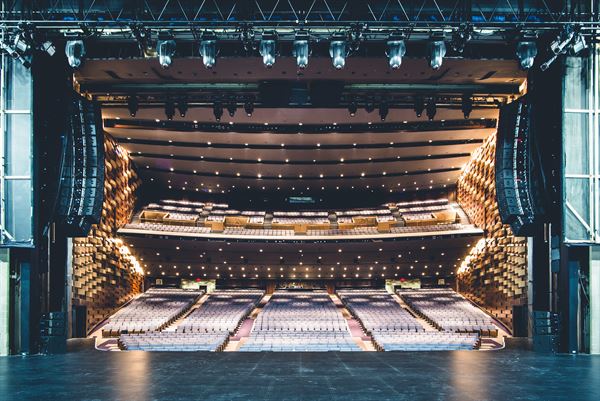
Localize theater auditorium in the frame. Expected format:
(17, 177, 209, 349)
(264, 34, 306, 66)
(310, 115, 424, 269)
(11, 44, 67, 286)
(1, 1, 600, 400)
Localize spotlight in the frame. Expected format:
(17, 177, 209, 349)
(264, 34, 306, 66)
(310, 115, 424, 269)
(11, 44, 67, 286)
(451, 25, 472, 53)
(65, 39, 85, 68)
(348, 101, 357, 117)
(213, 102, 223, 122)
(426, 99, 437, 121)
(515, 39, 537, 70)
(427, 36, 446, 70)
(550, 25, 575, 55)
(0, 40, 31, 68)
(461, 95, 473, 119)
(414, 97, 425, 118)
(329, 33, 347, 70)
(40, 41, 56, 56)
(199, 31, 217, 68)
(386, 32, 406, 69)
(157, 34, 176, 68)
(379, 102, 389, 121)
(131, 25, 156, 58)
(127, 96, 139, 117)
(177, 99, 188, 117)
(293, 30, 310, 69)
(571, 33, 588, 55)
(165, 100, 175, 120)
(227, 103, 237, 118)
(244, 100, 254, 117)
(259, 31, 277, 68)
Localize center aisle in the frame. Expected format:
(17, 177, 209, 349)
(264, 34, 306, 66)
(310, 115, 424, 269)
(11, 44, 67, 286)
(239, 291, 362, 352)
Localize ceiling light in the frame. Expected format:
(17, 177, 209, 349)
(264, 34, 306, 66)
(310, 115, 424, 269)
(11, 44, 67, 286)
(427, 35, 446, 70)
(199, 31, 217, 68)
(329, 33, 347, 70)
(516, 39, 537, 70)
(177, 98, 188, 117)
(213, 102, 223, 121)
(426, 98, 437, 121)
(164, 99, 175, 120)
(386, 32, 406, 69)
(244, 99, 254, 116)
(461, 95, 473, 119)
(227, 103, 237, 117)
(348, 101, 357, 117)
(127, 96, 139, 117)
(293, 30, 310, 69)
(413, 97, 425, 118)
(157, 33, 176, 68)
(65, 40, 85, 68)
(379, 102, 389, 121)
(259, 31, 277, 68)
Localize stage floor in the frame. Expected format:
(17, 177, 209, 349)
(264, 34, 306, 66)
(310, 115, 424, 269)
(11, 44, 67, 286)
(1, 349, 599, 401)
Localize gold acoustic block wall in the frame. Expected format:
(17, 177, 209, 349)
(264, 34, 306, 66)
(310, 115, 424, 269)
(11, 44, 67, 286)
(71, 134, 143, 332)
(456, 133, 528, 331)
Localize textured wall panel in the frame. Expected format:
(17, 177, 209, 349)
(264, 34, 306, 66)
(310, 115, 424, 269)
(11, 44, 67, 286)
(70, 135, 143, 332)
(456, 133, 528, 331)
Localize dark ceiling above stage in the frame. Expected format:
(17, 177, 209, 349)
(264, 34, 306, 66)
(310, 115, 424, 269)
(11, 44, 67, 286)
(123, 233, 481, 280)
(76, 57, 523, 196)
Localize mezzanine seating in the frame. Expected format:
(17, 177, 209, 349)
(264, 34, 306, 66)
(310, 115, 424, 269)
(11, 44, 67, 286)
(239, 291, 361, 352)
(399, 288, 498, 336)
(102, 288, 202, 336)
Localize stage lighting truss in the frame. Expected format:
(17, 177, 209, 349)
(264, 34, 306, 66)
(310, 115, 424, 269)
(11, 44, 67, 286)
(259, 31, 277, 68)
(293, 30, 310, 69)
(156, 33, 176, 68)
(386, 31, 406, 69)
(199, 31, 217, 68)
(329, 32, 348, 70)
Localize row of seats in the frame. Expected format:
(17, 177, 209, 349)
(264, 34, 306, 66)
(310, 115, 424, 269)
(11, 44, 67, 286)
(102, 288, 202, 336)
(118, 289, 264, 352)
(398, 289, 498, 336)
(176, 289, 264, 333)
(125, 222, 211, 233)
(239, 291, 361, 352)
(338, 289, 483, 351)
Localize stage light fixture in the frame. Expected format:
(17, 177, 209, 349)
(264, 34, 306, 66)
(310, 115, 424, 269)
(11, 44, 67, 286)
(259, 31, 277, 68)
(0, 40, 31, 68)
(386, 32, 406, 69)
(65, 40, 85, 68)
(177, 99, 188, 117)
(516, 39, 537, 70)
(427, 36, 446, 70)
(329, 33, 348, 70)
(157, 34, 176, 68)
(227, 103, 237, 118)
(426, 99, 437, 121)
(213, 102, 223, 122)
(199, 31, 217, 68)
(165, 100, 175, 120)
(127, 96, 139, 117)
(293, 30, 310, 69)
(365, 101, 375, 113)
(244, 100, 254, 116)
(550, 25, 575, 55)
(348, 101, 357, 117)
(451, 25, 472, 53)
(461, 95, 473, 119)
(379, 102, 389, 121)
(571, 33, 588, 55)
(40, 41, 56, 56)
(414, 97, 425, 118)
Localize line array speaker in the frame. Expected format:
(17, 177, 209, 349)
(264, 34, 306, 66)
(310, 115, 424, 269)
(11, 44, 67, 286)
(495, 95, 538, 236)
(56, 95, 104, 237)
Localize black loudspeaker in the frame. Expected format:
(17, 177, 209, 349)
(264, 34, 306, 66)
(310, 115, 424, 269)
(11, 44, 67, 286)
(495, 95, 541, 235)
(40, 312, 67, 354)
(56, 95, 104, 237)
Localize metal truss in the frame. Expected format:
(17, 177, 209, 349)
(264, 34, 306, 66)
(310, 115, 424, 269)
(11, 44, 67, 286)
(0, 0, 597, 33)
